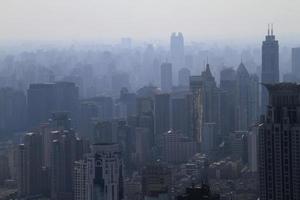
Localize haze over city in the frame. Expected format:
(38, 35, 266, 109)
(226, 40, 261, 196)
(0, 1, 300, 200)
(1, 0, 300, 43)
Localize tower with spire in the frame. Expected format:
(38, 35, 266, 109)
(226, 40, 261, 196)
(261, 24, 279, 113)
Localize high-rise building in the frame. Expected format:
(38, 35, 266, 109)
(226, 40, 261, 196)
(73, 143, 124, 200)
(170, 32, 185, 79)
(27, 82, 79, 128)
(189, 64, 220, 144)
(235, 62, 250, 131)
(261, 25, 279, 114)
(135, 127, 151, 166)
(258, 83, 300, 200)
(248, 126, 258, 172)
(73, 158, 94, 200)
(0, 87, 26, 135)
(154, 93, 170, 138)
(51, 130, 79, 200)
(189, 75, 203, 143)
(235, 63, 260, 131)
(202, 123, 216, 154)
(292, 47, 300, 81)
(17, 133, 43, 198)
(171, 97, 190, 137)
(92, 143, 124, 200)
(160, 62, 173, 92)
(220, 68, 236, 137)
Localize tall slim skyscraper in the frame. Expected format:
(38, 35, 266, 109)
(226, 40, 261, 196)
(189, 76, 203, 143)
(259, 83, 300, 200)
(235, 62, 250, 131)
(17, 133, 43, 198)
(160, 62, 173, 92)
(261, 25, 279, 113)
(170, 32, 185, 76)
(292, 47, 300, 81)
(220, 68, 236, 137)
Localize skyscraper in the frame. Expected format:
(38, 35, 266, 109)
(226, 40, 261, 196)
(160, 62, 173, 92)
(17, 133, 43, 198)
(220, 68, 236, 137)
(261, 25, 279, 113)
(292, 47, 300, 81)
(189, 75, 203, 143)
(73, 143, 124, 200)
(235, 62, 250, 131)
(170, 32, 185, 78)
(259, 83, 300, 200)
(27, 82, 79, 128)
(92, 143, 124, 200)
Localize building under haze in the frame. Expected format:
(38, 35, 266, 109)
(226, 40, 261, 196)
(27, 82, 79, 129)
(261, 25, 279, 114)
(259, 83, 300, 200)
(17, 133, 43, 198)
(170, 32, 185, 82)
(160, 62, 173, 92)
(292, 47, 300, 81)
(154, 93, 170, 139)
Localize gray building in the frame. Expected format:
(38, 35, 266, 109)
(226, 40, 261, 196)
(160, 62, 173, 93)
(261, 26, 279, 114)
(292, 47, 300, 81)
(154, 93, 170, 138)
(259, 83, 300, 200)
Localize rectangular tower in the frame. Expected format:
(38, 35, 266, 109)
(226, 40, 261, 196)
(259, 83, 300, 200)
(261, 26, 279, 114)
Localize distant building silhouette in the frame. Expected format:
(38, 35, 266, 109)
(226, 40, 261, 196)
(171, 32, 185, 81)
(17, 133, 43, 198)
(261, 25, 279, 114)
(160, 62, 173, 92)
(27, 82, 79, 129)
(154, 93, 170, 139)
(292, 47, 300, 81)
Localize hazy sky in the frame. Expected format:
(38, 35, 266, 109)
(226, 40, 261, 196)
(1, 0, 300, 42)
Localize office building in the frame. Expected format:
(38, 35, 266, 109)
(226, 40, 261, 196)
(220, 68, 236, 137)
(170, 32, 185, 77)
(261, 25, 279, 114)
(27, 82, 79, 128)
(17, 133, 43, 198)
(259, 83, 300, 200)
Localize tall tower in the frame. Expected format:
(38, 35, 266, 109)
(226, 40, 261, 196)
(259, 83, 300, 200)
(170, 32, 185, 82)
(261, 24, 279, 113)
(17, 133, 43, 198)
